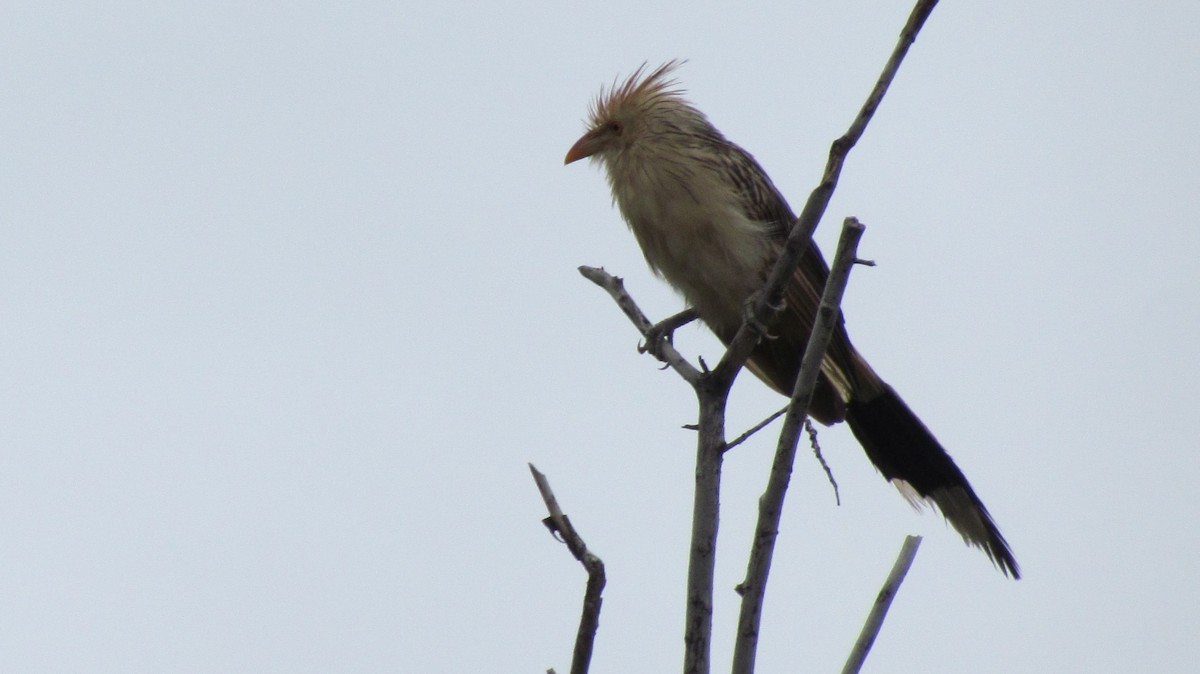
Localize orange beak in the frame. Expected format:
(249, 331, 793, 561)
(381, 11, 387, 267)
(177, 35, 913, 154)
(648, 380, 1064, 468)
(564, 129, 602, 165)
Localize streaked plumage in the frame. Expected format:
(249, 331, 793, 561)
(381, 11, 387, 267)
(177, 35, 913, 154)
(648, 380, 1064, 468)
(566, 61, 1019, 578)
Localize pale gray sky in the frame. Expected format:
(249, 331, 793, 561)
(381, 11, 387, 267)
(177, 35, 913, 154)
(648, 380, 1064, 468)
(3, 1, 1198, 672)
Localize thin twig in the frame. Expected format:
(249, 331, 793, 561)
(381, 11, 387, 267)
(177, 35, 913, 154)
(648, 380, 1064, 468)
(731, 218, 866, 673)
(805, 418, 840, 505)
(530, 464, 606, 674)
(723, 406, 788, 453)
(841, 536, 923, 674)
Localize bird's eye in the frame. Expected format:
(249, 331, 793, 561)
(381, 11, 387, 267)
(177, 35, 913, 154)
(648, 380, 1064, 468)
(607, 121, 623, 134)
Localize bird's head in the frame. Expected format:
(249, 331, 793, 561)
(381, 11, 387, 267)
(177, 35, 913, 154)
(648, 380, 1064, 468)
(564, 60, 710, 167)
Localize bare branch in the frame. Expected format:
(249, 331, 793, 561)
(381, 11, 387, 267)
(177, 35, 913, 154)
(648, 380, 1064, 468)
(731, 218, 866, 674)
(841, 536, 924, 674)
(578, 266, 703, 386)
(683, 388, 726, 674)
(805, 418, 840, 506)
(723, 406, 788, 453)
(529, 464, 606, 674)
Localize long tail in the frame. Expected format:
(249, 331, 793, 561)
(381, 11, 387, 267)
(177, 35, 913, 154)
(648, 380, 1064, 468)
(845, 383, 1020, 578)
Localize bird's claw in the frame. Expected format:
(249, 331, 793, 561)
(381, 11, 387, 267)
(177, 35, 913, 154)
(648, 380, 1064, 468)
(743, 293, 785, 341)
(638, 308, 699, 361)
(639, 321, 676, 360)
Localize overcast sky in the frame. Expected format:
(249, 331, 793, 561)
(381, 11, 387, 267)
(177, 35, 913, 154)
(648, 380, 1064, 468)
(3, 1, 1198, 672)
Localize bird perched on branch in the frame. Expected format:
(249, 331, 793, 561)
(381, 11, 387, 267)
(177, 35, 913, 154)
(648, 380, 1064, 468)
(565, 61, 1019, 578)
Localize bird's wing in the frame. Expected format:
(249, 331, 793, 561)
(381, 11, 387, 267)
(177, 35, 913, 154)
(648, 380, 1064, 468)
(720, 144, 876, 412)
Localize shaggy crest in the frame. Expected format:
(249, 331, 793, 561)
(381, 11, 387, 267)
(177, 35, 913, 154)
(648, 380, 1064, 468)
(588, 60, 689, 127)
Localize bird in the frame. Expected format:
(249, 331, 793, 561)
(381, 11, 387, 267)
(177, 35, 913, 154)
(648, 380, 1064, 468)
(564, 61, 1019, 578)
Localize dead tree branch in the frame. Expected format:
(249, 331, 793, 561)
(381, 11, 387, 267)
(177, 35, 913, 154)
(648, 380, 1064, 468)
(530, 464, 606, 674)
(805, 418, 840, 505)
(841, 535, 924, 674)
(578, 266, 702, 385)
(731, 218, 867, 674)
(724, 406, 788, 453)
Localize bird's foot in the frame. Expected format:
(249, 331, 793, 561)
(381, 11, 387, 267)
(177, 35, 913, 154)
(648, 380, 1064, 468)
(639, 308, 698, 361)
(742, 292, 785, 341)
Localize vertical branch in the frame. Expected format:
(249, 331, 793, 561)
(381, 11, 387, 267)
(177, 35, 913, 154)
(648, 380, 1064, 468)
(683, 383, 729, 674)
(731, 219, 866, 674)
(841, 535, 923, 674)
